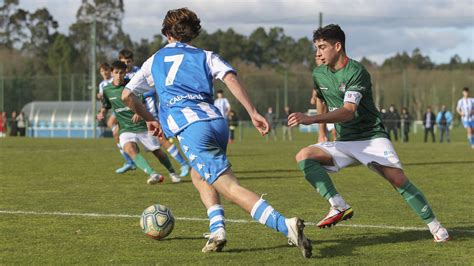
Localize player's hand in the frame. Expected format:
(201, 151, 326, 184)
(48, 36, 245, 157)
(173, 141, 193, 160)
(250, 113, 270, 136)
(146, 120, 163, 138)
(288, 112, 314, 127)
(131, 114, 142, 123)
(96, 112, 105, 121)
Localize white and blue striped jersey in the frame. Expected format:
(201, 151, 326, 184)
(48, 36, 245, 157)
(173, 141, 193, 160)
(126, 42, 235, 137)
(457, 97, 474, 122)
(99, 77, 112, 95)
(125, 66, 140, 80)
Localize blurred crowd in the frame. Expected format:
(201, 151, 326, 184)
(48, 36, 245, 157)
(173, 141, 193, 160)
(0, 111, 27, 137)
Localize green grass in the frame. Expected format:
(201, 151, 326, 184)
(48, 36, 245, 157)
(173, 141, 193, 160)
(1, 128, 473, 264)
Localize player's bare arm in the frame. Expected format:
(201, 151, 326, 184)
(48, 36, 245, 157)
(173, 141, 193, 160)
(223, 72, 270, 136)
(288, 102, 357, 127)
(96, 107, 108, 121)
(316, 96, 329, 142)
(122, 89, 162, 136)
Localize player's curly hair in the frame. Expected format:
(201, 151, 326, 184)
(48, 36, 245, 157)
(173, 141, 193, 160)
(313, 24, 345, 52)
(161, 8, 201, 43)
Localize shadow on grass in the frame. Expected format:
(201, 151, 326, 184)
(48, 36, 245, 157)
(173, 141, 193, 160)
(225, 244, 289, 253)
(160, 236, 204, 241)
(234, 169, 300, 174)
(313, 226, 474, 258)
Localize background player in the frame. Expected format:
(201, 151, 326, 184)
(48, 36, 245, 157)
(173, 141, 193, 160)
(288, 24, 449, 242)
(122, 8, 312, 257)
(456, 87, 474, 148)
(98, 60, 180, 184)
(96, 62, 136, 174)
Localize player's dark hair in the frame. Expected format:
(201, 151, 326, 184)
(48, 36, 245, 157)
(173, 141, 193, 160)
(111, 60, 127, 71)
(216, 90, 224, 94)
(161, 7, 201, 43)
(119, 49, 134, 60)
(463, 87, 469, 92)
(313, 24, 345, 52)
(99, 62, 110, 71)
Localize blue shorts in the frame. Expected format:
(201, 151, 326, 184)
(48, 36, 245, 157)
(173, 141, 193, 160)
(462, 120, 474, 128)
(177, 119, 230, 184)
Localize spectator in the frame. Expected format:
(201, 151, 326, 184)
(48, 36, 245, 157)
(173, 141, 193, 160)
(227, 110, 238, 144)
(422, 106, 436, 143)
(436, 105, 453, 143)
(281, 106, 293, 141)
(0, 112, 5, 137)
(16, 112, 26, 137)
(214, 90, 231, 118)
(400, 107, 412, 142)
(456, 87, 474, 149)
(9, 111, 18, 136)
(265, 106, 277, 141)
(385, 104, 400, 141)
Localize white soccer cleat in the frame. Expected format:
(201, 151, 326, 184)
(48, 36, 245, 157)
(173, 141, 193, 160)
(202, 228, 227, 253)
(170, 173, 181, 183)
(147, 173, 164, 185)
(431, 225, 450, 242)
(286, 217, 312, 258)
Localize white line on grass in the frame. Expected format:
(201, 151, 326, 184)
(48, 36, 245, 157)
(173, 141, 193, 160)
(1, 209, 473, 234)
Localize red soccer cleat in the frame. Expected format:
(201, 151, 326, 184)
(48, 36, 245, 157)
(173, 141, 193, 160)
(317, 206, 353, 228)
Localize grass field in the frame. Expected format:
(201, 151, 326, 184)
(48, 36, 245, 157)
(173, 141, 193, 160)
(1, 127, 473, 264)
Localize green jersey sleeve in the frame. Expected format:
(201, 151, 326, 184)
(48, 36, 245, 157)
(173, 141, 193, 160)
(102, 87, 112, 110)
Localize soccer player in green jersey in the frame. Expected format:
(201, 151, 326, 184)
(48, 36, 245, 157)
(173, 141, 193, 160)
(97, 60, 180, 184)
(288, 24, 449, 242)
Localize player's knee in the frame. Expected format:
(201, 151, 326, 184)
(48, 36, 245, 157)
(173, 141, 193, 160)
(295, 148, 311, 162)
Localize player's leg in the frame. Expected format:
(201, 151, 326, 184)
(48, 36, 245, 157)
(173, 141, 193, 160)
(120, 133, 163, 184)
(212, 169, 312, 258)
(372, 164, 449, 242)
(137, 132, 180, 183)
(159, 137, 190, 177)
(190, 169, 227, 252)
(466, 123, 474, 148)
(109, 115, 136, 173)
(295, 145, 353, 228)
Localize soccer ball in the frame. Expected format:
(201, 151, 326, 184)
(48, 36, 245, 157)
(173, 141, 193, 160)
(140, 204, 175, 240)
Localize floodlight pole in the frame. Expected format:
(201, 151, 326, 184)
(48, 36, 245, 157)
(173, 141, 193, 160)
(91, 13, 97, 138)
(0, 63, 4, 112)
(319, 12, 323, 28)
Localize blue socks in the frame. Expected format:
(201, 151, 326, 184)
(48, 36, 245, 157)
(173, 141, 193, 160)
(167, 144, 188, 166)
(251, 199, 288, 236)
(207, 205, 225, 233)
(117, 143, 134, 165)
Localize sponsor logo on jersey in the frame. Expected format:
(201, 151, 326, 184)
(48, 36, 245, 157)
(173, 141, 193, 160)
(168, 93, 205, 105)
(110, 97, 117, 100)
(328, 106, 339, 112)
(115, 107, 131, 113)
(320, 87, 329, 90)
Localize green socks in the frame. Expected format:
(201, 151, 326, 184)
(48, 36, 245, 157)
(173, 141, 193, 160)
(133, 154, 155, 175)
(397, 180, 435, 223)
(298, 159, 338, 200)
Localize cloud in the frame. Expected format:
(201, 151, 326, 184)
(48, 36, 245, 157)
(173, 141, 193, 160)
(17, 0, 474, 63)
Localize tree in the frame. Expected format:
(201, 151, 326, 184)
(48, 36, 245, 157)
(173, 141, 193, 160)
(47, 33, 77, 74)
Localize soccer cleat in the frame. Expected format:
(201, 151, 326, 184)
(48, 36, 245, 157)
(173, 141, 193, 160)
(179, 164, 190, 177)
(115, 163, 136, 174)
(317, 206, 353, 228)
(202, 228, 227, 253)
(147, 173, 164, 185)
(170, 173, 181, 183)
(286, 217, 312, 258)
(431, 225, 450, 242)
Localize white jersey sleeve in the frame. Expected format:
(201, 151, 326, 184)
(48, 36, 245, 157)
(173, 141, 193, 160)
(126, 56, 155, 95)
(205, 51, 236, 81)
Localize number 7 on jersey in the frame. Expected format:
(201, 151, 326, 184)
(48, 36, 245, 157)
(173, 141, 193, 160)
(164, 54, 184, 86)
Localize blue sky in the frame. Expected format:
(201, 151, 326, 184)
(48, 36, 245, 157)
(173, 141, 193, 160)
(19, 0, 474, 64)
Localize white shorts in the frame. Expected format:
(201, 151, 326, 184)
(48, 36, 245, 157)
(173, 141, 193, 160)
(311, 137, 402, 175)
(326, 123, 335, 131)
(119, 131, 161, 152)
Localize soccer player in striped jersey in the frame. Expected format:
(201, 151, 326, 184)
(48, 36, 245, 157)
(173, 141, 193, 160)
(97, 62, 137, 174)
(121, 48, 191, 181)
(122, 8, 312, 258)
(288, 24, 449, 242)
(456, 87, 474, 148)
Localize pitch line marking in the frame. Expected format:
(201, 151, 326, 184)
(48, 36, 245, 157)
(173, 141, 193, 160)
(1, 209, 473, 234)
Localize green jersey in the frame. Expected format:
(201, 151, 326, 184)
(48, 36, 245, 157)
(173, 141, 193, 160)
(102, 83, 147, 135)
(313, 58, 388, 141)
